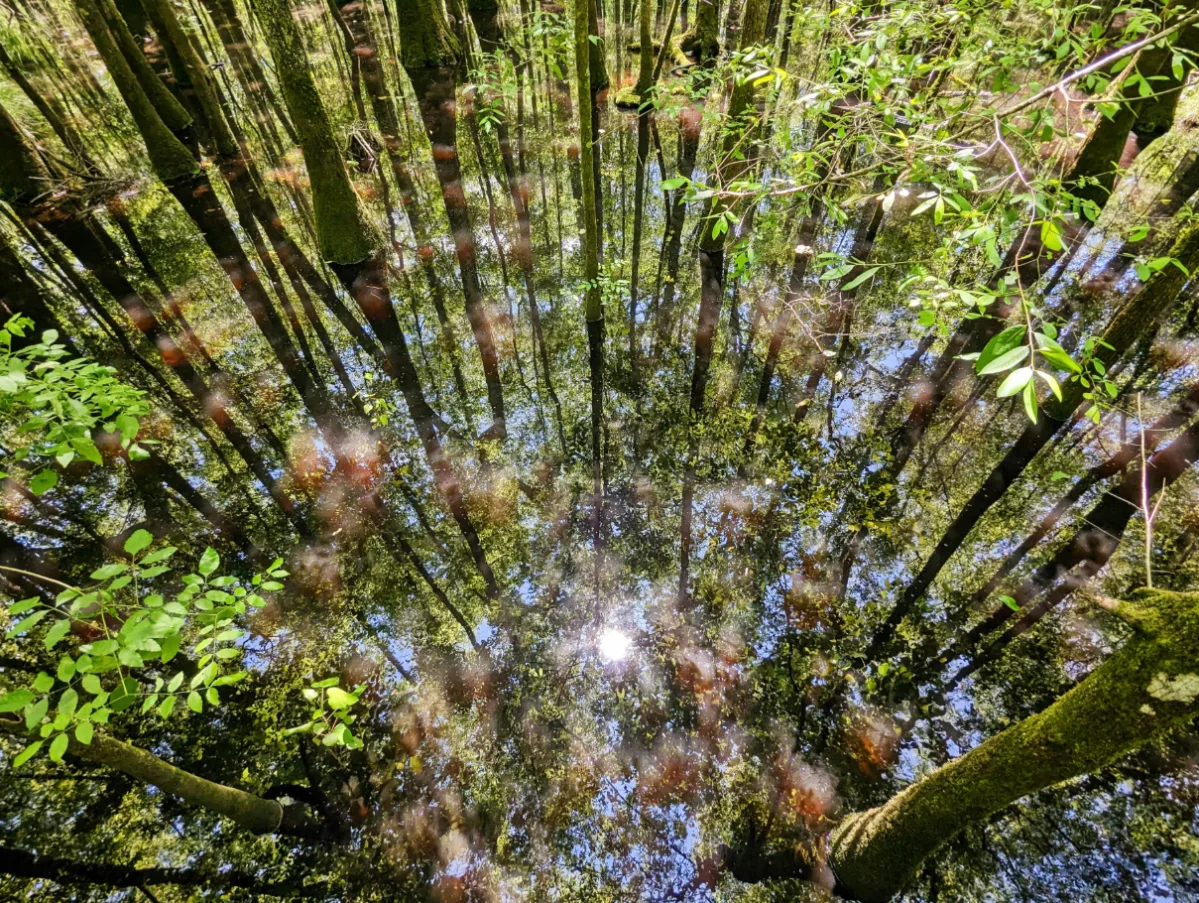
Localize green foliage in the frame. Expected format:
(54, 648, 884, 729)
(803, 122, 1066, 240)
(0, 315, 151, 492)
(282, 676, 365, 749)
(0, 539, 287, 765)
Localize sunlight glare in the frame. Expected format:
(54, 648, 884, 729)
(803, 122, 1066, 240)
(598, 628, 632, 662)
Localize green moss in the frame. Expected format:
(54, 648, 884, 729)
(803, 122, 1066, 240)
(253, 0, 380, 264)
(612, 85, 644, 109)
(830, 590, 1199, 903)
(394, 0, 461, 69)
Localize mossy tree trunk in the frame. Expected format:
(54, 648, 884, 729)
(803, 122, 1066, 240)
(251, 0, 380, 265)
(0, 721, 305, 836)
(394, 0, 462, 69)
(91, 0, 194, 134)
(73, 0, 197, 181)
(1070, 18, 1199, 206)
(138, 0, 239, 157)
(588, 0, 610, 91)
(827, 590, 1199, 902)
(338, 0, 475, 424)
(680, 0, 719, 58)
(634, 0, 654, 94)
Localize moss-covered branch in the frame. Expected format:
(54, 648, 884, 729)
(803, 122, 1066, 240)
(829, 590, 1199, 902)
(0, 720, 286, 834)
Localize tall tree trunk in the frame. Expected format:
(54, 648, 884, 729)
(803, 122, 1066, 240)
(575, 0, 604, 516)
(680, 0, 719, 57)
(90, 0, 194, 135)
(406, 66, 508, 436)
(634, 0, 654, 94)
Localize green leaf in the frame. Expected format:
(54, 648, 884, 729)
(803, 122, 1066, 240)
(197, 548, 220, 577)
(43, 618, 71, 650)
(660, 177, 687, 190)
(56, 655, 75, 682)
(1022, 378, 1039, 422)
(81, 674, 102, 694)
(8, 597, 40, 616)
(0, 688, 34, 712)
(187, 691, 203, 713)
(70, 437, 103, 465)
(90, 563, 127, 581)
(124, 529, 153, 556)
(13, 740, 42, 767)
(326, 687, 356, 710)
(1040, 218, 1064, 252)
(6, 610, 49, 638)
(57, 688, 77, 718)
(206, 687, 219, 706)
(32, 672, 54, 694)
(109, 677, 139, 712)
(25, 697, 48, 731)
(157, 695, 176, 718)
(159, 633, 181, 664)
(167, 671, 184, 693)
(75, 721, 94, 744)
(29, 470, 57, 495)
(979, 345, 1028, 377)
(1038, 346, 1083, 374)
(311, 677, 340, 689)
(996, 367, 1033, 397)
(140, 547, 177, 565)
(999, 595, 1020, 611)
(1036, 369, 1063, 401)
(841, 266, 880, 290)
(117, 648, 143, 669)
(115, 413, 139, 442)
(975, 325, 1026, 374)
(48, 731, 69, 762)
